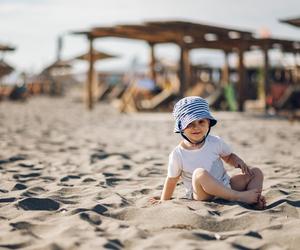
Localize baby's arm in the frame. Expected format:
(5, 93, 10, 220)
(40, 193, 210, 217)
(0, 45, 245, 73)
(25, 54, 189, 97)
(160, 176, 180, 201)
(221, 153, 252, 176)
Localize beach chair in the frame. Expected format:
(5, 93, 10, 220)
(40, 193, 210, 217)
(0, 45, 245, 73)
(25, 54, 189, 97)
(107, 84, 128, 100)
(97, 84, 114, 101)
(206, 84, 238, 111)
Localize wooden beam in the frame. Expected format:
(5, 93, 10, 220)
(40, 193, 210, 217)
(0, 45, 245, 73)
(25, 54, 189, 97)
(238, 46, 246, 111)
(179, 46, 191, 96)
(149, 43, 156, 83)
(263, 43, 269, 110)
(87, 36, 94, 110)
(221, 51, 230, 86)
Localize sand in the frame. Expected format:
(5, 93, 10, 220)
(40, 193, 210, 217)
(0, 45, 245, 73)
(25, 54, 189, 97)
(0, 95, 299, 250)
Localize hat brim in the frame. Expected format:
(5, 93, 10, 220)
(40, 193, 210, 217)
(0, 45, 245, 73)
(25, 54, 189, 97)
(174, 117, 217, 133)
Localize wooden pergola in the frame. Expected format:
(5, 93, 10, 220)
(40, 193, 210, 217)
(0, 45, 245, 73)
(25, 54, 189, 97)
(72, 20, 300, 111)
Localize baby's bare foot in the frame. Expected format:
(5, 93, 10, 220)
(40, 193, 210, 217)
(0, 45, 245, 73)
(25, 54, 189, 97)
(237, 189, 260, 204)
(254, 195, 266, 210)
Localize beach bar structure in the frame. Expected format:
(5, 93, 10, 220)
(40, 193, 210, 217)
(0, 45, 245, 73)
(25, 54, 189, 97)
(72, 21, 300, 111)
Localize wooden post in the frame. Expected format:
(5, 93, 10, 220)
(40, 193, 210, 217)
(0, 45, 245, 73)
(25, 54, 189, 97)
(179, 46, 190, 97)
(149, 42, 156, 83)
(263, 43, 269, 105)
(87, 35, 94, 110)
(238, 46, 246, 111)
(222, 51, 230, 86)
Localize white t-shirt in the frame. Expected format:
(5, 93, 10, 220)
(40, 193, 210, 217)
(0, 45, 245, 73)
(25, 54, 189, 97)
(167, 135, 232, 198)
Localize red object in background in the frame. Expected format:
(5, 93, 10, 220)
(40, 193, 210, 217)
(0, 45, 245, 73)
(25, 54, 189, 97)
(267, 83, 288, 106)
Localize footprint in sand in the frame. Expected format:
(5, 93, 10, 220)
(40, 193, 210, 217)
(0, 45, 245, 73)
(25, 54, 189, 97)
(18, 198, 60, 211)
(12, 183, 27, 191)
(131, 189, 151, 196)
(103, 239, 124, 250)
(79, 212, 102, 226)
(13, 172, 41, 182)
(0, 197, 17, 203)
(0, 242, 30, 249)
(21, 186, 47, 197)
(10, 221, 32, 230)
(0, 155, 27, 165)
(92, 204, 108, 214)
(18, 162, 35, 168)
(105, 177, 131, 187)
(82, 177, 97, 183)
(60, 175, 81, 182)
(90, 151, 130, 164)
(138, 167, 164, 177)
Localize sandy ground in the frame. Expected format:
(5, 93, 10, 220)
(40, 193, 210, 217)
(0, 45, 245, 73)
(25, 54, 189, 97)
(0, 95, 299, 250)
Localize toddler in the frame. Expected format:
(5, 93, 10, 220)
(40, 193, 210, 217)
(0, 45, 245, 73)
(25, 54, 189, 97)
(154, 96, 266, 209)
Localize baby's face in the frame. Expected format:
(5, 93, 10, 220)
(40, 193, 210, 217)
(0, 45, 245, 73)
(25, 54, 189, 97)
(184, 119, 209, 142)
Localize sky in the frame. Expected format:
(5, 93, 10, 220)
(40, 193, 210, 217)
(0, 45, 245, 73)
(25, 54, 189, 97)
(1, 0, 300, 74)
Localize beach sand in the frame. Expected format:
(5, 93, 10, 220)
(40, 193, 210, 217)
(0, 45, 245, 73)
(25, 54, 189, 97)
(0, 96, 299, 249)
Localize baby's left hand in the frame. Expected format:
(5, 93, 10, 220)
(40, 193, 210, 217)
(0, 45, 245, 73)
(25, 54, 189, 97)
(237, 161, 253, 177)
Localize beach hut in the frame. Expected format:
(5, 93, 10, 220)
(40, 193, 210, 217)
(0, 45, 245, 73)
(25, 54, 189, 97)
(40, 59, 73, 95)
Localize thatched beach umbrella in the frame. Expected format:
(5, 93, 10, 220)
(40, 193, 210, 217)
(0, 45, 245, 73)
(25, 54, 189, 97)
(0, 60, 14, 78)
(280, 16, 300, 28)
(0, 44, 16, 77)
(39, 59, 73, 95)
(0, 44, 15, 52)
(72, 49, 117, 62)
(42, 59, 72, 73)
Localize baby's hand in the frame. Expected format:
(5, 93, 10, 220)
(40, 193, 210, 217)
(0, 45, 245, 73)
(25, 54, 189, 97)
(237, 161, 253, 177)
(149, 196, 161, 205)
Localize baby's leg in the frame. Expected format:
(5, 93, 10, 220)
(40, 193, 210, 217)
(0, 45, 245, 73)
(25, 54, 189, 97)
(192, 170, 214, 201)
(230, 167, 265, 209)
(192, 168, 259, 204)
(247, 167, 265, 209)
(230, 173, 252, 191)
(247, 167, 264, 191)
(230, 167, 263, 192)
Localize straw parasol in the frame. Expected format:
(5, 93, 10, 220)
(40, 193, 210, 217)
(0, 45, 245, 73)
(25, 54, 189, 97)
(71, 49, 117, 62)
(0, 44, 15, 52)
(42, 59, 72, 73)
(0, 60, 14, 78)
(280, 17, 300, 28)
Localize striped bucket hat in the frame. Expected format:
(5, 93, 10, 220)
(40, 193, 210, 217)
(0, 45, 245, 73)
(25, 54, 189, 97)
(173, 96, 217, 133)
